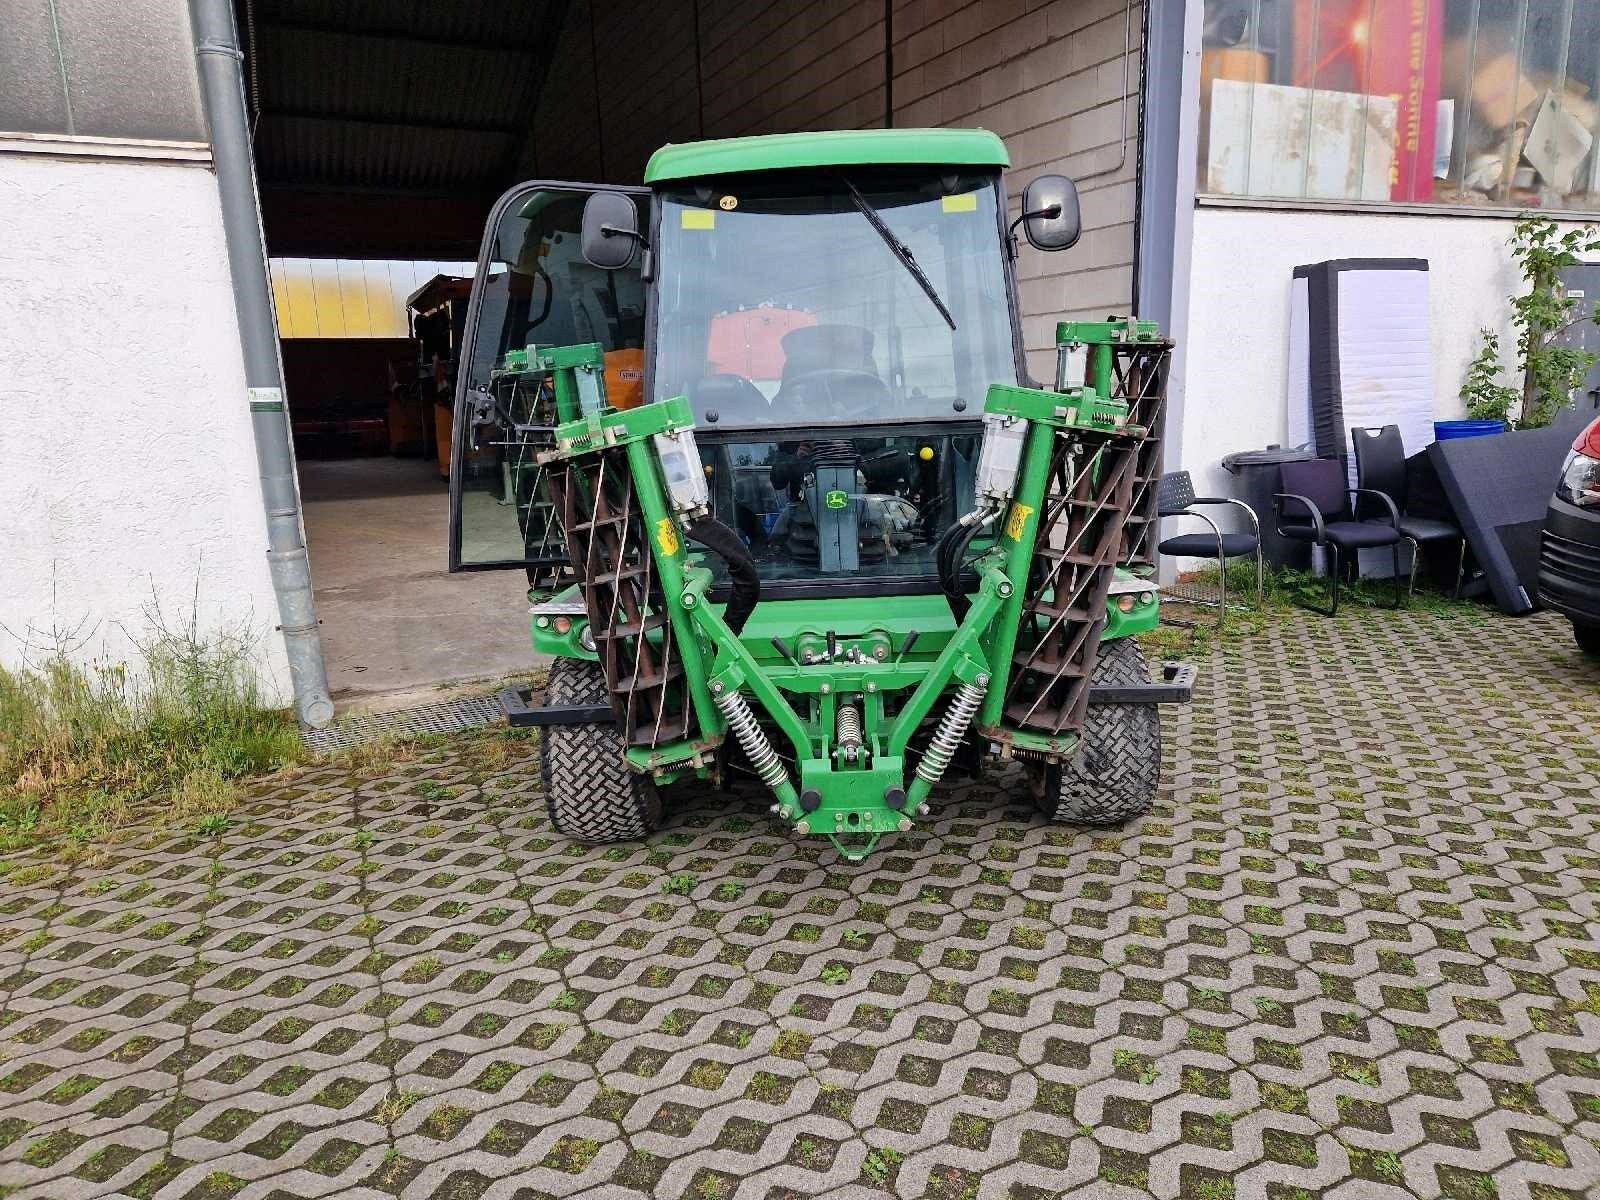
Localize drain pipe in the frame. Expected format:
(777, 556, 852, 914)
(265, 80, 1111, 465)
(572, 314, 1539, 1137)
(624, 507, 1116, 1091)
(190, 0, 334, 728)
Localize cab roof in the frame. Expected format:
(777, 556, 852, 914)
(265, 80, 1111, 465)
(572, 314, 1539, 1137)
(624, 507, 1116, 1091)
(643, 128, 1009, 184)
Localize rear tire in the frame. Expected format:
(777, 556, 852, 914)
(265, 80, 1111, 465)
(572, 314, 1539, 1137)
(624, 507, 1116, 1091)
(1575, 622, 1600, 658)
(1029, 637, 1161, 826)
(538, 658, 661, 843)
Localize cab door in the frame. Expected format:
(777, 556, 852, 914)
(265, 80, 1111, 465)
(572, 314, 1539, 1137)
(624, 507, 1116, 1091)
(448, 182, 650, 575)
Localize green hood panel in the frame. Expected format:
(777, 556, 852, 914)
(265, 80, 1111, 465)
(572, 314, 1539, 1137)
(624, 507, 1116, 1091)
(644, 128, 1009, 183)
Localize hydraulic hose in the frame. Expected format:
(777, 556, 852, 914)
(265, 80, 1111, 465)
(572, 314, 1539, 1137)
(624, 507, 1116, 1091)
(936, 503, 1001, 622)
(685, 517, 760, 634)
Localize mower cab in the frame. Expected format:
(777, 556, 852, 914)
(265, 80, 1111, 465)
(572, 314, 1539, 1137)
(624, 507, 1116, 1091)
(449, 129, 1191, 860)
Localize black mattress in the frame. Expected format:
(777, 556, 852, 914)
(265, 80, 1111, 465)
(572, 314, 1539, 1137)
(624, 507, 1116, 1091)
(1426, 407, 1597, 614)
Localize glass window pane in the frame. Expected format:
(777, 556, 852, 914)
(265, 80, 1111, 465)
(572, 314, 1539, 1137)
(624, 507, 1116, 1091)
(1199, 0, 1598, 213)
(0, 0, 73, 133)
(454, 187, 648, 569)
(1200, 0, 1272, 196)
(53, 0, 205, 140)
(653, 173, 1015, 428)
(699, 434, 980, 587)
(1515, 0, 1600, 209)
(1561, 2, 1600, 210)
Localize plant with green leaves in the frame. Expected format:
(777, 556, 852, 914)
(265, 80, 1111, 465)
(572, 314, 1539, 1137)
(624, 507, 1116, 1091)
(1460, 328, 1519, 423)
(1507, 214, 1600, 430)
(0, 592, 301, 854)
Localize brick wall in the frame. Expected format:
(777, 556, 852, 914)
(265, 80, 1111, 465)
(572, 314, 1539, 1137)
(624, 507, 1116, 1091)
(893, 0, 1143, 377)
(529, 0, 1141, 377)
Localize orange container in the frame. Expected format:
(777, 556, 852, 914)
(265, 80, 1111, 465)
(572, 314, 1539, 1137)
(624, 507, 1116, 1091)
(387, 392, 427, 455)
(433, 403, 454, 477)
(605, 347, 646, 410)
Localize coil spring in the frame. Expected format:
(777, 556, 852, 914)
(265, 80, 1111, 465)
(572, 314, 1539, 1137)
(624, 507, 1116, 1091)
(713, 686, 788, 792)
(836, 704, 863, 762)
(916, 681, 986, 786)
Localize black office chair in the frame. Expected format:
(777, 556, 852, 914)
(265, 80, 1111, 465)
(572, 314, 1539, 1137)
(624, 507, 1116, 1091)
(1156, 471, 1262, 610)
(1275, 457, 1404, 615)
(1350, 425, 1466, 597)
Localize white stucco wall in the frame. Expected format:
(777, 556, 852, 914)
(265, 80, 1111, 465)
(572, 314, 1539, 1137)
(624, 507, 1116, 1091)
(0, 152, 291, 702)
(1178, 204, 1584, 501)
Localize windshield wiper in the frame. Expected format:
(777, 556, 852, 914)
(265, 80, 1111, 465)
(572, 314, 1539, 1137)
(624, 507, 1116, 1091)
(840, 176, 956, 331)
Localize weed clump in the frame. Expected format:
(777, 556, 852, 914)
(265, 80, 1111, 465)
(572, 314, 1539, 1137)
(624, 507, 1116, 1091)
(0, 606, 301, 854)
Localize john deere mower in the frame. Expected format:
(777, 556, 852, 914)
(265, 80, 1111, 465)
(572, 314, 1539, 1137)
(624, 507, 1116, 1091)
(448, 128, 1191, 860)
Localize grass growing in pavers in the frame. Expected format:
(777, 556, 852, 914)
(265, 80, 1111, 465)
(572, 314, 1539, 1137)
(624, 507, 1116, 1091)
(0, 626, 303, 855)
(0, 604, 1596, 1198)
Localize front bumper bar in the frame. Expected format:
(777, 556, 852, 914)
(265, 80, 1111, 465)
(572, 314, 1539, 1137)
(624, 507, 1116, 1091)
(500, 687, 611, 728)
(501, 659, 1195, 729)
(1086, 660, 1196, 704)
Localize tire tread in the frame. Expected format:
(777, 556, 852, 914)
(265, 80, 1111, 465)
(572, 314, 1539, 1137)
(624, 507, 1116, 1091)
(1037, 637, 1161, 826)
(538, 659, 660, 843)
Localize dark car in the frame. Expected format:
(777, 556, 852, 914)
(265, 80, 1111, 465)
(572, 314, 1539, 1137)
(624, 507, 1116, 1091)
(1538, 414, 1600, 657)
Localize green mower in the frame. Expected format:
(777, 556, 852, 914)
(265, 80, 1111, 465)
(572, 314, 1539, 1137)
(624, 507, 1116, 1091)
(448, 128, 1192, 861)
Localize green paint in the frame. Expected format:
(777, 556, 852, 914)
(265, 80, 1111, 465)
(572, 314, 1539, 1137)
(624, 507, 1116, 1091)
(644, 128, 1009, 184)
(620, 435, 721, 742)
(490, 186, 1178, 859)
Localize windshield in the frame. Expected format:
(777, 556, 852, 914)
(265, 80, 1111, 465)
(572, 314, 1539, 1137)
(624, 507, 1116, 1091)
(652, 170, 1018, 429)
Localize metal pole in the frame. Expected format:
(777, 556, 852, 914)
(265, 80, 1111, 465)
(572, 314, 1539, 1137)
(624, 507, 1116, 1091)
(190, 0, 334, 727)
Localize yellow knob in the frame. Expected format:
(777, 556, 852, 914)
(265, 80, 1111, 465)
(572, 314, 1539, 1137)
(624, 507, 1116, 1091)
(918, 446, 935, 461)
(703, 464, 714, 475)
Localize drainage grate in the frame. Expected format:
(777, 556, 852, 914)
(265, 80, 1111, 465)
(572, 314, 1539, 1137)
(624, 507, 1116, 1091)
(301, 693, 506, 754)
(1162, 580, 1222, 606)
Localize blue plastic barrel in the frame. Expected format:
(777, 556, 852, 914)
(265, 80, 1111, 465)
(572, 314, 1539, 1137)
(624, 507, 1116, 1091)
(1434, 419, 1505, 440)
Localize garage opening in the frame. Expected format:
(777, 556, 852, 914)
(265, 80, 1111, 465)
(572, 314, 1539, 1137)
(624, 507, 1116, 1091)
(238, 0, 1144, 709)
(240, 0, 691, 704)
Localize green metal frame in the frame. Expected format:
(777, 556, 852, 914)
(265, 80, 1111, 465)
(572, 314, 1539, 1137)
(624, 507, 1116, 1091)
(518, 325, 1160, 859)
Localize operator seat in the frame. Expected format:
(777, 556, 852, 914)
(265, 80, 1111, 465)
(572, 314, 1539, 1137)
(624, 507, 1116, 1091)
(773, 324, 891, 419)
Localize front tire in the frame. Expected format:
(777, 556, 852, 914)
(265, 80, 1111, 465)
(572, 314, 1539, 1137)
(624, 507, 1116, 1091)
(538, 658, 661, 843)
(1575, 622, 1600, 658)
(1029, 636, 1161, 826)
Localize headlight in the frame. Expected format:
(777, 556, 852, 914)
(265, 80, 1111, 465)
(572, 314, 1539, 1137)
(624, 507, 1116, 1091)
(1556, 450, 1600, 507)
(578, 624, 596, 652)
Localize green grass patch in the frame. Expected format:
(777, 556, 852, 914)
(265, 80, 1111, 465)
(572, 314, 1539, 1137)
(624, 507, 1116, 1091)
(0, 610, 303, 856)
(1139, 560, 1487, 659)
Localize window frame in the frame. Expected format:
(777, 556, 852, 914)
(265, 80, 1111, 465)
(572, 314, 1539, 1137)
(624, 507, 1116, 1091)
(447, 178, 650, 574)
(1193, 0, 1600, 220)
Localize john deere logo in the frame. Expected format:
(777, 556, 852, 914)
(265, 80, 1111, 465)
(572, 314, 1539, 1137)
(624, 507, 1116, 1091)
(824, 489, 848, 509)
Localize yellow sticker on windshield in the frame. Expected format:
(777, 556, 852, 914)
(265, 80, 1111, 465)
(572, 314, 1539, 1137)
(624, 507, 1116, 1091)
(681, 209, 716, 230)
(1004, 502, 1033, 541)
(656, 518, 681, 556)
(941, 192, 978, 213)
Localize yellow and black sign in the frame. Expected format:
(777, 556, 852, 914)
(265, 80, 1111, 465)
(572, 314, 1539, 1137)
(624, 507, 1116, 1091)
(655, 517, 680, 556)
(1004, 502, 1034, 541)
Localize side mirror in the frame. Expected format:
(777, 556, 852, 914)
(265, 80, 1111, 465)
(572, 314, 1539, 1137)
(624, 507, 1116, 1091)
(581, 191, 641, 269)
(1020, 174, 1081, 252)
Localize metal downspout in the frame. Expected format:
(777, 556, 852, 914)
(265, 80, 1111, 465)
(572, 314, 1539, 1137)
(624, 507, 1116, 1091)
(189, 0, 334, 727)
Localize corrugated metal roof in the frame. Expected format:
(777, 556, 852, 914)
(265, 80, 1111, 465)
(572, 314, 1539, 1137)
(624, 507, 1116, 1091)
(248, 0, 566, 194)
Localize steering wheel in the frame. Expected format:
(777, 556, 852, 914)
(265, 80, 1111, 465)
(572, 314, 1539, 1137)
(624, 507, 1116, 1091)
(774, 369, 891, 422)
